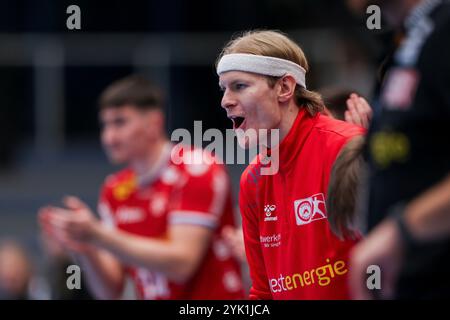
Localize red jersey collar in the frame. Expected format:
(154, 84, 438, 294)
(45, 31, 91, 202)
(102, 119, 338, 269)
(267, 107, 319, 173)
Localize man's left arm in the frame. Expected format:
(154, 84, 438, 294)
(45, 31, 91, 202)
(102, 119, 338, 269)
(402, 173, 450, 242)
(92, 223, 213, 283)
(46, 162, 228, 284)
(349, 174, 450, 299)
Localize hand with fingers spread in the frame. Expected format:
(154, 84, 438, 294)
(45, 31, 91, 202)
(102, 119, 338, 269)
(38, 196, 100, 253)
(345, 93, 373, 129)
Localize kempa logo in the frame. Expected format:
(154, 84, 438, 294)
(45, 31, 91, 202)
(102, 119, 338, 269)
(264, 204, 277, 222)
(293, 193, 327, 226)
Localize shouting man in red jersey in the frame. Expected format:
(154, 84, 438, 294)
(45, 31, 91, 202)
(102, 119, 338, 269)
(217, 30, 365, 299)
(39, 75, 244, 300)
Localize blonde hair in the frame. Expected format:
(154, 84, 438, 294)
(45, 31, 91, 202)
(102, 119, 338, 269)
(217, 30, 324, 115)
(327, 136, 366, 240)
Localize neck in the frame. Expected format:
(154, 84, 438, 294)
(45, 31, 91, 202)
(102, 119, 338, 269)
(264, 100, 299, 149)
(130, 136, 168, 176)
(278, 100, 300, 143)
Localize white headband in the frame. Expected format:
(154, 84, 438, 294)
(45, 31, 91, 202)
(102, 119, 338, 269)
(216, 53, 307, 88)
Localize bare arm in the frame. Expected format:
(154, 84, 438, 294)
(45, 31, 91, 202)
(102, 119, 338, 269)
(41, 196, 213, 284)
(39, 206, 125, 300)
(72, 247, 125, 300)
(404, 173, 450, 241)
(349, 174, 450, 299)
(91, 223, 213, 283)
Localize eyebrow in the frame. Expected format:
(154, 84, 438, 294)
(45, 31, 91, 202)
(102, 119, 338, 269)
(218, 79, 247, 89)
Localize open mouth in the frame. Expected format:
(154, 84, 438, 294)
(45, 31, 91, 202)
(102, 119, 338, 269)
(229, 116, 246, 130)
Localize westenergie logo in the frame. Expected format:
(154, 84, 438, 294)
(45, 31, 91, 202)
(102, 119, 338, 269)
(269, 258, 347, 293)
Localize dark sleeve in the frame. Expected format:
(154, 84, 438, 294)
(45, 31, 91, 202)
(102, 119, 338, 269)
(421, 12, 450, 114)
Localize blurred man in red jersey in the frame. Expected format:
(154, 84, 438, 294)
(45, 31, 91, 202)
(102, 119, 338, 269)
(39, 75, 244, 300)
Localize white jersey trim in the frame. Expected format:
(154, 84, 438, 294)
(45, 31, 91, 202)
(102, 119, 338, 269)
(168, 210, 218, 229)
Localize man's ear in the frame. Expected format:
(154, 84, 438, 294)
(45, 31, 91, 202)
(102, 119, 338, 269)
(277, 75, 297, 103)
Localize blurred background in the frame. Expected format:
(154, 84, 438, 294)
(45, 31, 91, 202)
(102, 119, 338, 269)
(0, 0, 388, 299)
